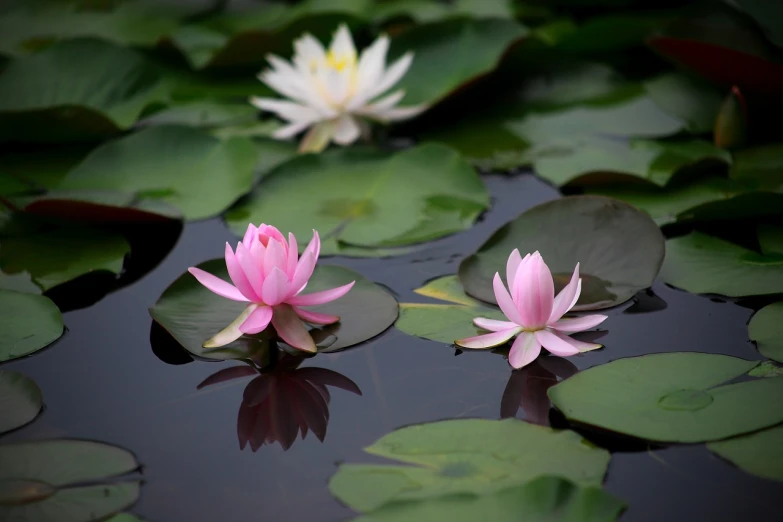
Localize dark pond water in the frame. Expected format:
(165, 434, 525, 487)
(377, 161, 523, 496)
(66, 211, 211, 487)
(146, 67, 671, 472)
(4, 172, 781, 522)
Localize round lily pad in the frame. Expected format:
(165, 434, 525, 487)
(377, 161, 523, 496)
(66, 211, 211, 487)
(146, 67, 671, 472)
(548, 353, 783, 443)
(328, 418, 610, 513)
(749, 302, 783, 363)
(0, 290, 64, 362)
(0, 439, 141, 522)
(459, 195, 665, 310)
(150, 260, 398, 360)
(0, 370, 43, 434)
(708, 425, 783, 483)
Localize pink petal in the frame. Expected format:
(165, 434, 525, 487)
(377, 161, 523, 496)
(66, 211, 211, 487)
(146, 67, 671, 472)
(287, 281, 354, 306)
(258, 224, 286, 246)
(225, 243, 261, 301)
(508, 332, 542, 369)
(203, 304, 258, 348)
(301, 230, 321, 262)
(272, 304, 316, 353)
(535, 329, 580, 357)
(286, 232, 299, 278)
(550, 329, 602, 353)
(516, 252, 554, 328)
(239, 305, 273, 334)
(291, 251, 316, 295)
(188, 267, 248, 302)
(249, 239, 266, 274)
(455, 327, 521, 349)
(294, 307, 340, 325)
(493, 272, 525, 325)
(264, 238, 288, 278)
(262, 267, 291, 306)
(548, 263, 581, 323)
(506, 249, 523, 291)
(473, 317, 518, 332)
(236, 242, 265, 298)
(551, 314, 607, 333)
(242, 224, 258, 248)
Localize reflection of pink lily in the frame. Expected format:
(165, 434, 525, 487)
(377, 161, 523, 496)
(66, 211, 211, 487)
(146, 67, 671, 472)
(198, 355, 361, 451)
(456, 250, 607, 369)
(188, 224, 354, 352)
(500, 356, 578, 426)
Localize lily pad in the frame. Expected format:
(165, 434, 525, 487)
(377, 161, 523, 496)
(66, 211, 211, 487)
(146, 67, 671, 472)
(58, 125, 258, 221)
(0, 290, 64, 362)
(659, 231, 783, 297)
(328, 418, 610, 513)
(0, 370, 43, 434)
(150, 260, 397, 360)
(396, 276, 506, 344)
(459, 196, 665, 310)
(0, 38, 165, 142)
(0, 439, 141, 522)
(548, 352, 783, 443)
(138, 102, 258, 129)
(225, 144, 489, 256)
(350, 476, 625, 522)
(730, 144, 783, 192)
(708, 425, 783, 482)
(749, 302, 783, 363)
(643, 73, 723, 133)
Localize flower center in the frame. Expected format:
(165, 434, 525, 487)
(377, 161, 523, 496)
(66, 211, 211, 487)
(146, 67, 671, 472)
(326, 50, 354, 72)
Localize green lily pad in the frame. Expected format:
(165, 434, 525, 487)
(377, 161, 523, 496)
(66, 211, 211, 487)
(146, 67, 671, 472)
(0, 370, 43, 434)
(730, 144, 783, 192)
(0, 290, 63, 362)
(396, 276, 506, 344)
(659, 231, 783, 297)
(548, 352, 783, 443)
(749, 302, 783, 363)
(748, 361, 783, 378)
(1, 226, 130, 291)
(726, 0, 783, 50)
(643, 73, 723, 133)
(105, 515, 144, 522)
(138, 102, 258, 129)
(0, 38, 165, 142)
(0, 439, 141, 522)
(0, 147, 90, 197)
(0, 271, 42, 294)
(350, 476, 625, 522)
(150, 260, 397, 360)
(329, 418, 610, 513)
(57, 125, 258, 221)
(225, 144, 489, 256)
(459, 196, 665, 310)
(708, 425, 783, 482)
(389, 18, 528, 106)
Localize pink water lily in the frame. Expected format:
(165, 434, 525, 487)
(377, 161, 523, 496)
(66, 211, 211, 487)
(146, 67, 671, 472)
(455, 250, 607, 369)
(188, 224, 354, 353)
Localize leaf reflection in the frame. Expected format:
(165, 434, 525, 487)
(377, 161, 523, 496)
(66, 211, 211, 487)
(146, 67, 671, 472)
(197, 354, 361, 451)
(500, 356, 578, 426)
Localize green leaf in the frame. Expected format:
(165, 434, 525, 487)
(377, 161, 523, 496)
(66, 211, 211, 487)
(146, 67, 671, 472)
(389, 19, 528, 106)
(749, 301, 783, 363)
(0, 271, 42, 294)
(1, 226, 130, 291)
(0, 439, 141, 522)
(730, 143, 783, 193)
(0, 370, 43, 434)
(549, 352, 783, 443)
(150, 260, 397, 360)
(105, 515, 144, 522)
(708, 425, 783, 482)
(138, 101, 258, 128)
(659, 231, 783, 297)
(459, 196, 665, 310)
(58, 125, 258, 221)
(0, 147, 89, 196)
(0, 290, 63, 363)
(643, 73, 722, 133)
(329, 418, 610, 513)
(225, 144, 489, 256)
(351, 476, 625, 522)
(728, 0, 783, 50)
(748, 361, 783, 378)
(396, 276, 506, 344)
(0, 38, 165, 142)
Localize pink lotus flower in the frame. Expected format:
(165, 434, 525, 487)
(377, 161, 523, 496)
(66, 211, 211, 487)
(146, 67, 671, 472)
(188, 224, 354, 352)
(455, 250, 607, 369)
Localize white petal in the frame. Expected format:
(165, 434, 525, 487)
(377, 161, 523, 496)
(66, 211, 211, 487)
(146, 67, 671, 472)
(272, 120, 312, 139)
(332, 114, 361, 145)
(348, 35, 389, 109)
(329, 24, 357, 60)
(368, 52, 413, 99)
(250, 97, 320, 123)
(363, 103, 428, 122)
(293, 33, 327, 69)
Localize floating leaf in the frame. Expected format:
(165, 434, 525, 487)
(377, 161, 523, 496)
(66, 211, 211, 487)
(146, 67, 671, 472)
(138, 102, 258, 128)
(150, 260, 397, 360)
(396, 276, 506, 344)
(0, 439, 141, 522)
(660, 231, 783, 297)
(748, 361, 783, 378)
(0, 271, 41, 294)
(714, 87, 748, 149)
(730, 143, 783, 192)
(726, 0, 783, 50)
(549, 352, 783, 443)
(459, 196, 665, 310)
(708, 425, 783, 482)
(225, 144, 489, 256)
(0, 38, 165, 142)
(350, 476, 625, 522)
(0, 370, 43, 434)
(643, 73, 722, 134)
(0, 290, 63, 362)
(57, 125, 258, 221)
(749, 302, 783, 363)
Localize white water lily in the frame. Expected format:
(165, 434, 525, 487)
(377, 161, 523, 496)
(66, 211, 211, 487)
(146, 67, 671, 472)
(250, 24, 427, 152)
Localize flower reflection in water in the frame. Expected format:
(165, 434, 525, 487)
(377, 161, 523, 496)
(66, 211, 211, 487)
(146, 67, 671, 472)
(500, 356, 578, 426)
(198, 354, 361, 451)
